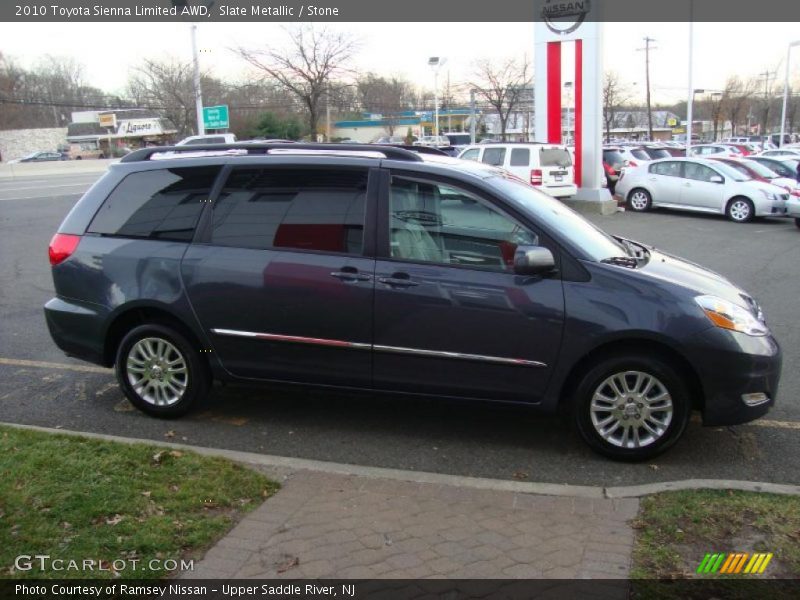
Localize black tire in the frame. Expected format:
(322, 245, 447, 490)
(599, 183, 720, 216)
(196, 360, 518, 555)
(726, 196, 755, 223)
(794, 217, 800, 229)
(115, 324, 209, 418)
(627, 188, 652, 212)
(573, 354, 692, 461)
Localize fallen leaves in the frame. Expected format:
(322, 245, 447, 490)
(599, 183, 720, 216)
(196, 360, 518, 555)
(276, 555, 299, 573)
(512, 471, 529, 480)
(105, 514, 124, 526)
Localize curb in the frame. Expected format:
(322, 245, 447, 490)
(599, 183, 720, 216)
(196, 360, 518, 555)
(4, 421, 800, 499)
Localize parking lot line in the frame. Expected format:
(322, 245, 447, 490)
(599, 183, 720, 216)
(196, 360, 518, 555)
(0, 356, 798, 431)
(0, 357, 109, 374)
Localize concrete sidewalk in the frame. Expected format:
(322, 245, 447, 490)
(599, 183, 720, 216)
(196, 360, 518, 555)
(183, 467, 639, 581)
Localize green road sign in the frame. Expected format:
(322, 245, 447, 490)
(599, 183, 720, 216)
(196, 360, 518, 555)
(202, 105, 229, 129)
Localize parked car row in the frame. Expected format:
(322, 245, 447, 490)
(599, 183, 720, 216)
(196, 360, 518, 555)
(615, 155, 798, 224)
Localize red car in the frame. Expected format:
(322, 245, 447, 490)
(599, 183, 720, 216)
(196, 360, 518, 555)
(721, 143, 752, 156)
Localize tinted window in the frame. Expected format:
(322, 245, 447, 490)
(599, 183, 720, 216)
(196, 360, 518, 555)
(644, 148, 670, 159)
(630, 148, 650, 160)
(603, 150, 625, 169)
(684, 163, 719, 182)
(482, 147, 506, 166)
(88, 167, 219, 241)
(460, 148, 480, 162)
(540, 148, 572, 167)
(510, 148, 530, 167)
(649, 161, 682, 177)
(389, 177, 537, 271)
(211, 168, 367, 254)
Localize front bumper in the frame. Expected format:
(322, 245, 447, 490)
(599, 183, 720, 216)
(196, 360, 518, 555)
(682, 327, 781, 426)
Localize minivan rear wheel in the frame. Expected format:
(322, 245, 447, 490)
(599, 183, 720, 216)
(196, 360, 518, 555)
(115, 324, 209, 418)
(574, 355, 691, 461)
(627, 188, 652, 212)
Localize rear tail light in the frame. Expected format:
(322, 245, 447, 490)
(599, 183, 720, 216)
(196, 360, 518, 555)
(627, 160, 638, 168)
(530, 169, 543, 185)
(791, 188, 800, 198)
(48, 233, 81, 266)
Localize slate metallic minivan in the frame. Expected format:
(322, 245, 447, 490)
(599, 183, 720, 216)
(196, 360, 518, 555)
(45, 143, 782, 460)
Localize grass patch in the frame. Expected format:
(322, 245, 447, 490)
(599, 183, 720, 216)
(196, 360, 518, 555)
(0, 426, 278, 579)
(630, 489, 800, 598)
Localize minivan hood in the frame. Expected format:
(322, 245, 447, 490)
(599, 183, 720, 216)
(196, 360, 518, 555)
(628, 243, 759, 311)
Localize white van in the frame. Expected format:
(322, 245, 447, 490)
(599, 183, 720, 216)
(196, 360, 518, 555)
(458, 143, 577, 198)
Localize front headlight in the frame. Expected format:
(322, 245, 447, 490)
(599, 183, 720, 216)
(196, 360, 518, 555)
(694, 295, 768, 336)
(759, 189, 778, 201)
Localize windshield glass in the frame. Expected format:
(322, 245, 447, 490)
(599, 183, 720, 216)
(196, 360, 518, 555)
(712, 162, 750, 181)
(631, 148, 650, 160)
(740, 160, 779, 178)
(783, 158, 800, 170)
(491, 176, 629, 261)
(603, 150, 625, 169)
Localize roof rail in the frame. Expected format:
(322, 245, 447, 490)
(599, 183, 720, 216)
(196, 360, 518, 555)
(120, 142, 424, 163)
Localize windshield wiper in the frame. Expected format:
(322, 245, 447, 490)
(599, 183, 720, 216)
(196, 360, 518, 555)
(601, 256, 639, 268)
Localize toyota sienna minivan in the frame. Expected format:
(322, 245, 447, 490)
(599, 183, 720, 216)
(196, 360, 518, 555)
(45, 143, 781, 460)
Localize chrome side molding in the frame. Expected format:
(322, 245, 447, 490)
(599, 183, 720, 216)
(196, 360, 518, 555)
(211, 329, 546, 368)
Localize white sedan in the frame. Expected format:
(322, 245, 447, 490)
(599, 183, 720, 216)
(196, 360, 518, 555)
(614, 157, 789, 223)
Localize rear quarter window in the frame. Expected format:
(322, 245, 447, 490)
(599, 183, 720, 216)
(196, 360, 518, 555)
(481, 147, 507, 166)
(87, 167, 220, 241)
(510, 148, 530, 167)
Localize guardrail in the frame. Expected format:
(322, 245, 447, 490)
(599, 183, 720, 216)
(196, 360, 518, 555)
(0, 159, 118, 179)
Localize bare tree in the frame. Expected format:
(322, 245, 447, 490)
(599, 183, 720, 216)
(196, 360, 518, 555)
(469, 57, 530, 141)
(602, 71, 630, 142)
(721, 76, 756, 137)
(357, 74, 415, 135)
(236, 26, 359, 136)
(708, 93, 725, 141)
(127, 59, 198, 135)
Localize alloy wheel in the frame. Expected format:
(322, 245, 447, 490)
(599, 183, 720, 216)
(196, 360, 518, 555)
(629, 191, 649, 211)
(126, 337, 189, 406)
(729, 200, 751, 222)
(589, 371, 673, 449)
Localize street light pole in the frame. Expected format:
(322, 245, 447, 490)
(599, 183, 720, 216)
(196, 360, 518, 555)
(686, 7, 694, 155)
(779, 40, 800, 147)
(428, 57, 447, 140)
(190, 23, 205, 136)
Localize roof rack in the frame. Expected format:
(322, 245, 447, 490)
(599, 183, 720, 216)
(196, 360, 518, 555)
(120, 142, 424, 163)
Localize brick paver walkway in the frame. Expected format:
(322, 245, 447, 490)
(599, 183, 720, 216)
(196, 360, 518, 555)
(183, 468, 638, 580)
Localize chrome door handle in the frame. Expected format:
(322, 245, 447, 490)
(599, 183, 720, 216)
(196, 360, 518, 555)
(378, 276, 419, 288)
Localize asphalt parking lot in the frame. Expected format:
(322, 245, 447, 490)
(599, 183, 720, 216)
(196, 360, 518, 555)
(1, 171, 799, 487)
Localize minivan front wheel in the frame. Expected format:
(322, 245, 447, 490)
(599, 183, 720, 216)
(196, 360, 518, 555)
(627, 188, 652, 212)
(115, 324, 209, 418)
(574, 355, 691, 461)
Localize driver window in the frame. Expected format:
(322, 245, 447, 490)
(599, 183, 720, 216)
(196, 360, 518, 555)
(389, 177, 538, 271)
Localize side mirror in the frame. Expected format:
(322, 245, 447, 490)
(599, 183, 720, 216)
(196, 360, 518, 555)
(513, 246, 556, 276)
(709, 175, 724, 184)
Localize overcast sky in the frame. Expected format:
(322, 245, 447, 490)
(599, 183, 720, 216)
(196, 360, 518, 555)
(1, 22, 799, 105)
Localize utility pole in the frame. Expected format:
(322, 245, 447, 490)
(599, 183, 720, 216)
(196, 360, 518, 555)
(757, 69, 776, 148)
(469, 89, 476, 144)
(638, 37, 657, 141)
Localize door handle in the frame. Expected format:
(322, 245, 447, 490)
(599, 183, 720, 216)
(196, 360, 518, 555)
(378, 273, 419, 287)
(331, 268, 371, 282)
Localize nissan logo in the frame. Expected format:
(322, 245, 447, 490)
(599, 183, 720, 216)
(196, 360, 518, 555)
(541, 0, 591, 35)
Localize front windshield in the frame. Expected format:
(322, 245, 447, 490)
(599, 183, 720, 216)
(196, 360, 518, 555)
(712, 162, 750, 182)
(491, 176, 629, 261)
(741, 160, 779, 178)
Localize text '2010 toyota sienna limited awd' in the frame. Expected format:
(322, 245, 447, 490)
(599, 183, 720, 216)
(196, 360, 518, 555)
(45, 143, 781, 460)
